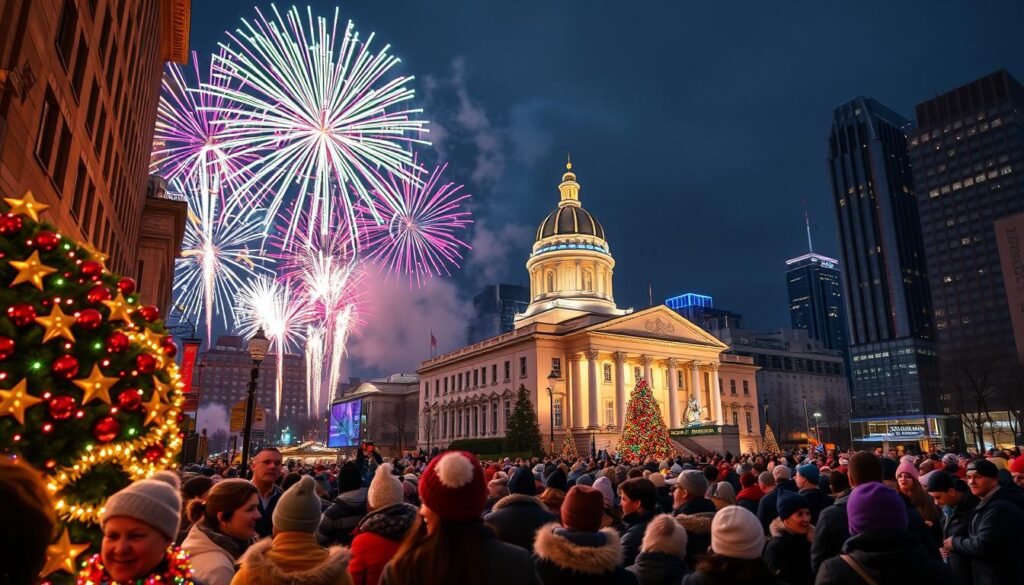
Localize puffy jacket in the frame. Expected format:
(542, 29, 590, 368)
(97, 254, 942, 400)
(951, 486, 1024, 585)
(230, 532, 351, 585)
(815, 529, 958, 585)
(317, 488, 368, 547)
(758, 479, 797, 532)
(941, 489, 979, 584)
(627, 515, 689, 585)
(621, 509, 657, 568)
(764, 519, 813, 585)
(485, 494, 557, 552)
(735, 485, 764, 516)
(533, 524, 639, 585)
(675, 512, 714, 568)
(798, 487, 833, 525)
(181, 523, 243, 585)
(810, 491, 849, 573)
(347, 503, 417, 585)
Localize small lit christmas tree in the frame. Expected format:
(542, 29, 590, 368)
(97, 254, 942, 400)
(559, 426, 579, 459)
(504, 384, 543, 456)
(762, 424, 780, 453)
(616, 378, 674, 460)
(0, 193, 184, 584)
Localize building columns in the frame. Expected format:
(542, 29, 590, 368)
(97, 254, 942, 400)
(690, 361, 704, 420)
(710, 363, 723, 424)
(640, 354, 654, 387)
(570, 355, 583, 428)
(585, 349, 600, 428)
(612, 352, 627, 428)
(667, 358, 680, 428)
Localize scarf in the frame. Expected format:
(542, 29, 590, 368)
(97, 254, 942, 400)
(197, 522, 250, 559)
(77, 546, 195, 585)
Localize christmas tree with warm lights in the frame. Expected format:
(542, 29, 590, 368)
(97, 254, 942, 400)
(0, 193, 184, 584)
(504, 384, 544, 456)
(559, 426, 579, 459)
(616, 378, 674, 460)
(762, 424, 780, 453)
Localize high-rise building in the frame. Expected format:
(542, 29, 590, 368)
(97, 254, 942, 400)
(827, 97, 946, 449)
(665, 293, 743, 337)
(785, 214, 848, 352)
(0, 0, 190, 308)
(910, 70, 1024, 449)
(466, 284, 529, 344)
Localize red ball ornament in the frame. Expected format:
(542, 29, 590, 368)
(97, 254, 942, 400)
(0, 214, 23, 236)
(144, 444, 165, 462)
(161, 335, 178, 358)
(0, 336, 14, 361)
(106, 331, 130, 353)
(137, 305, 160, 322)
(86, 284, 112, 304)
(51, 354, 80, 379)
(7, 304, 37, 327)
(75, 308, 103, 330)
(116, 389, 142, 411)
(93, 416, 120, 442)
(136, 352, 157, 374)
(80, 261, 103, 279)
(117, 277, 137, 296)
(34, 231, 60, 252)
(48, 395, 76, 420)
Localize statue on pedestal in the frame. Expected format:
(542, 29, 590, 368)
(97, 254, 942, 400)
(685, 396, 702, 426)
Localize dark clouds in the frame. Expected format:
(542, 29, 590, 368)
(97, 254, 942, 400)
(190, 2, 1024, 376)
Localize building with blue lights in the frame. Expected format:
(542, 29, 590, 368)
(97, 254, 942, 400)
(666, 293, 743, 337)
(785, 253, 847, 353)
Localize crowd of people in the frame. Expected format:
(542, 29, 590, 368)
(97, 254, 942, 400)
(6, 440, 1024, 585)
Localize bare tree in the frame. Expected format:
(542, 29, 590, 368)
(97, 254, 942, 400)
(941, 352, 1000, 452)
(377, 398, 419, 452)
(821, 392, 850, 448)
(994, 362, 1024, 444)
(420, 409, 438, 452)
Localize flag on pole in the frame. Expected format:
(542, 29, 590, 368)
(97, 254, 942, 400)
(430, 330, 437, 358)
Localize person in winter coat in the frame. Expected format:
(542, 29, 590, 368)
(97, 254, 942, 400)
(533, 485, 639, 585)
(764, 491, 814, 585)
(944, 459, 1024, 585)
(539, 466, 568, 515)
(484, 474, 509, 515)
(347, 464, 417, 585)
(896, 461, 942, 544)
(680, 506, 780, 585)
(627, 514, 689, 585)
(815, 483, 958, 585)
(594, 476, 626, 533)
(810, 450, 883, 573)
(794, 464, 833, 524)
(178, 475, 214, 545)
(182, 479, 261, 585)
(670, 470, 716, 567)
(3, 459, 55, 585)
(381, 451, 542, 585)
(317, 461, 368, 546)
(758, 465, 797, 532)
(926, 470, 979, 584)
(84, 472, 199, 585)
(706, 481, 735, 510)
(648, 472, 673, 514)
(735, 473, 763, 515)
(231, 475, 352, 585)
(485, 465, 557, 552)
(619, 477, 659, 567)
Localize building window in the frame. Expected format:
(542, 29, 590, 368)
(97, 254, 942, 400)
(746, 412, 752, 433)
(743, 380, 749, 396)
(491, 403, 498, 433)
(732, 411, 738, 426)
(473, 407, 478, 436)
(481, 367, 486, 386)
(730, 380, 737, 395)
(55, 0, 78, 69)
(423, 384, 428, 400)
(677, 370, 684, 388)
(605, 400, 615, 425)
(458, 373, 463, 390)
(465, 412, 470, 437)
(434, 380, 439, 397)
(603, 363, 612, 383)
(553, 399, 563, 428)
(504, 399, 511, 425)
(442, 412, 447, 438)
(473, 369, 478, 387)
(551, 357, 561, 378)
(519, 357, 527, 378)
(35, 88, 61, 172)
(504, 361, 511, 381)
(491, 364, 497, 383)
(481, 405, 487, 434)
(443, 378, 448, 394)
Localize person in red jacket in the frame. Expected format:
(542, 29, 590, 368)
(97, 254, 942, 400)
(348, 463, 417, 585)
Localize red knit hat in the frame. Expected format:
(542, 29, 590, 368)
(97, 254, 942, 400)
(560, 485, 605, 532)
(1010, 456, 1024, 474)
(419, 451, 486, 522)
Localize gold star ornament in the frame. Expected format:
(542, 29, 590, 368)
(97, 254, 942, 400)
(10, 251, 57, 290)
(79, 239, 108, 267)
(4, 191, 50, 222)
(39, 528, 89, 576)
(73, 365, 118, 405)
(102, 292, 133, 323)
(142, 388, 171, 426)
(35, 304, 76, 343)
(0, 379, 43, 425)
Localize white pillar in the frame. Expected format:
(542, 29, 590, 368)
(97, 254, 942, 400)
(691, 361, 704, 420)
(667, 358, 680, 428)
(640, 355, 653, 387)
(586, 349, 600, 428)
(613, 352, 627, 428)
(570, 355, 583, 428)
(711, 363, 724, 424)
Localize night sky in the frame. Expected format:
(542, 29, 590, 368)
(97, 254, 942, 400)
(187, 2, 1024, 377)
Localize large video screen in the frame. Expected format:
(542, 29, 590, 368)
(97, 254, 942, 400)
(328, 400, 362, 448)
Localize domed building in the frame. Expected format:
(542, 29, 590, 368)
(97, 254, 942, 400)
(417, 160, 762, 455)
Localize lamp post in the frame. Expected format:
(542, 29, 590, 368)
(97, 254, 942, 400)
(762, 400, 770, 435)
(802, 395, 811, 447)
(813, 411, 822, 447)
(546, 370, 563, 455)
(240, 327, 270, 477)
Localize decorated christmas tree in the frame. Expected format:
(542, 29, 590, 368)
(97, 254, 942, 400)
(616, 378, 674, 460)
(504, 384, 543, 456)
(558, 426, 579, 459)
(0, 193, 184, 584)
(762, 423, 780, 453)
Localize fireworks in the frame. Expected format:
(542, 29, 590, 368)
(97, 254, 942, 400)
(205, 4, 429, 247)
(362, 160, 473, 286)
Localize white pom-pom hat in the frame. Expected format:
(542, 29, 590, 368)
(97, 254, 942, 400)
(419, 451, 486, 522)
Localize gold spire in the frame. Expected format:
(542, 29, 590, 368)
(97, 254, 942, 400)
(566, 152, 572, 170)
(559, 154, 579, 204)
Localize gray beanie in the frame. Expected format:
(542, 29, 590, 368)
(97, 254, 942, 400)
(678, 469, 708, 496)
(273, 475, 322, 533)
(102, 471, 181, 540)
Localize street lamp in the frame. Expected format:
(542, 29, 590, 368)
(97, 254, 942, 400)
(546, 370, 563, 455)
(240, 327, 270, 477)
(762, 400, 770, 434)
(813, 411, 822, 447)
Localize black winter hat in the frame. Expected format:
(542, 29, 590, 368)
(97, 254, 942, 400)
(339, 461, 362, 492)
(545, 467, 568, 492)
(508, 465, 537, 496)
(925, 471, 956, 493)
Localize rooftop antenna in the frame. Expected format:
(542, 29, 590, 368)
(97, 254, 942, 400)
(803, 199, 814, 253)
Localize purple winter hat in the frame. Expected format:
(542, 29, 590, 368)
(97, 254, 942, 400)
(847, 483, 907, 535)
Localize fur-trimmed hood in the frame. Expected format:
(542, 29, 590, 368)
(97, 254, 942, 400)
(641, 514, 688, 557)
(675, 511, 714, 536)
(533, 523, 623, 574)
(490, 493, 547, 513)
(236, 534, 351, 585)
(769, 517, 809, 539)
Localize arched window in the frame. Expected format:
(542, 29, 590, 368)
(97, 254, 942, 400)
(546, 271, 556, 293)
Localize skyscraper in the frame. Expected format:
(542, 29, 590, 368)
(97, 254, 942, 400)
(785, 213, 847, 352)
(827, 97, 945, 449)
(665, 293, 743, 337)
(466, 284, 530, 344)
(909, 70, 1024, 449)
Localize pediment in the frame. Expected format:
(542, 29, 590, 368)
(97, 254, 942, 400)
(583, 306, 727, 349)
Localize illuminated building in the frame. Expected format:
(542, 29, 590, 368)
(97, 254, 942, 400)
(418, 161, 762, 454)
(0, 0, 190, 310)
(333, 374, 419, 456)
(666, 293, 744, 338)
(785, 252, 847, 353)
